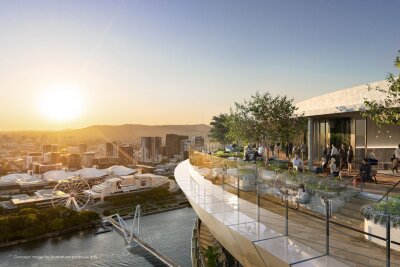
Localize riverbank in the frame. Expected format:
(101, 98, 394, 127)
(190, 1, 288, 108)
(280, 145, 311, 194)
(0, 208, 196, 267)
(118, 203, 191, 220)
(0, 204, 192, 249)
(0, 223, 96, 249)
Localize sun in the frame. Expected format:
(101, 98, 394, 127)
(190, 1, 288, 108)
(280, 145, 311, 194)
(39, 85, 84, 122)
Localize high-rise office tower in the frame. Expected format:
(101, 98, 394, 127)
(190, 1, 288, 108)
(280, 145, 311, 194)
(140, 137, 162, 163)
(166, 134, 188, 158)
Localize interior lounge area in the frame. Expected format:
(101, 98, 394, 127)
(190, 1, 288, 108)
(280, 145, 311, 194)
(309, 114, 399, 170)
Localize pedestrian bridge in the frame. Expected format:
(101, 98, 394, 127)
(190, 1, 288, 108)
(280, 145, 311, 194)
(103, 205, 179, 267)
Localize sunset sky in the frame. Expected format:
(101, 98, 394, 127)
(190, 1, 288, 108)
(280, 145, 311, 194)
(0, 0, 399, 131)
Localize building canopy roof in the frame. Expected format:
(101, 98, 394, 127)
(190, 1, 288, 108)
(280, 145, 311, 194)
(73, 168, 108, 178)
(107, 165, 136, 176)
(0, 173, 37, 185)
(43, 170, 74, 181)
(296, 80, 390, 117)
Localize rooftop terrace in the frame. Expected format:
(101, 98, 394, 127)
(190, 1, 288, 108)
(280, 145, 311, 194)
(175, 150, 400, 267)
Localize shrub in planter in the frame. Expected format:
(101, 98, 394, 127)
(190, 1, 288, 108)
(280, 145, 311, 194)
(361, 196, 400, 228)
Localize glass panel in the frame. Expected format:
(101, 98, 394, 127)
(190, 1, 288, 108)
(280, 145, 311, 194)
(319, 120, 326, 162)
(366, 119, 400, 169)
(312, 121, 319, 164)
(355, 118, 366, 168)
(188, 148, 400, 266)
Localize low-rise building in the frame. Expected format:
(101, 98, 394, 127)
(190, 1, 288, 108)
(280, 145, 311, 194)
(81, 152, 96, 168)
(32, 163, 62, 174)
(87, 173, 175, 202)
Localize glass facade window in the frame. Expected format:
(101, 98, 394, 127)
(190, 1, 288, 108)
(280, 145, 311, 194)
(366, 119, 400, 165)
(319, 121, 326, 160)
(310, 116, 399, 169)
(355, 118, 366, 168)
(355, 119, 366, 149)
(367, 119, 399, 148)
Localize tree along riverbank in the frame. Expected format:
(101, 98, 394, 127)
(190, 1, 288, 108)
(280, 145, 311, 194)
(0, 204, 192, 249)
(0, 223, 97, 248)
(0, 206, 100, 248)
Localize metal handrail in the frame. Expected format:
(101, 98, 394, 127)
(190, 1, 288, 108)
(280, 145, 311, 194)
(189, 149, 397, 266)
(377, 178, 400, 203)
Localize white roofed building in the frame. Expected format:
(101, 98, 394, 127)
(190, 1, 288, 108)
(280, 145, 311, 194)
(106, 165, 136, 176)
(86, 173, 174, 202)
(43, 170, 74, 182)
(73, 167, 109, 185)
(0, 173, 48, 194)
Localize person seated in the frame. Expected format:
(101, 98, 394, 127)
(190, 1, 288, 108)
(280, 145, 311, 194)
(359, 158, 372, 183)
(322, 156, 328, 169)
(315, 157, 328, 174)
(295, 184, 310, 210)
(254, 144, 264, 161)
(367, 152, 378, 165)
(292, 154, 304, 172)
(329, 158, 341, 179)
(243, 144, 252, 161)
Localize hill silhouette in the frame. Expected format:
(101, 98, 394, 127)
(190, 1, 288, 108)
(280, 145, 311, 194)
(1, 124, 211, 144)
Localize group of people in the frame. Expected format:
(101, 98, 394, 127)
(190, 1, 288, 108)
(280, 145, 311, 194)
(243, 142, 309, 162)
(322, 143, 354, 173)
(243, 144, 265, 161)
(285, 142, 307, 160)
(243, 143, 284, 161)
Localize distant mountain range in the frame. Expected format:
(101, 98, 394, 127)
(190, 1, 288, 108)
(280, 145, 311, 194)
(1, 124, 211, 144)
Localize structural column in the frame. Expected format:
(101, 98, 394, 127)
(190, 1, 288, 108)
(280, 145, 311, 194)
(308, 118, 314, 170)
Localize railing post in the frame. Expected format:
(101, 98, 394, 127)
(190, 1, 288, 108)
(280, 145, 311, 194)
(386, 191, 391, 267)
(256, 164, 260, 223)
(285, 189, 289, 236)
(325, 199, 330, 255)
(237, 168, 240, 198)
(222, 163, 226, 192)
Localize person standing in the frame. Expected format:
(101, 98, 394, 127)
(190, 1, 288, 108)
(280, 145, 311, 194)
(243, 144, 251, 161)
(339, 144, 347, 170)
(347, 145, 354, 173)
(322, 144, 331, 162)
(274, 143, 280, 158)
(288, 142, 293, 157)
(360, 158, 371, 184)
(393, 144, 400, 173)
(276, 143, 281, 157)
(330, 158, 341, 179)
(255, 144, 264, 161)
(292, 144, 297, 158)
(331, 144, 339, 163)
(301, 143, 307, 160)
(285, 142, 290, 159)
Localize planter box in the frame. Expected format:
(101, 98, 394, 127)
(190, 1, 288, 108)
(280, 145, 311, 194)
(364, 218, 400, 252)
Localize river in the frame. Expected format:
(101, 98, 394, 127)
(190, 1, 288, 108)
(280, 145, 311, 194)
(0, 207, 196, 267)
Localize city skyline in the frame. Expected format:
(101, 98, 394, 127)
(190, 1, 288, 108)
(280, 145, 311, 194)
(1, 0, 399, 131)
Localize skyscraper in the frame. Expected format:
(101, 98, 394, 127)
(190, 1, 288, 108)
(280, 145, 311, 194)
(166, 134, 188, 158)
(79, 144, 87, 154)
(105, 143, 114, 157)
(42, 144, 59, 154)
(192, 136, 205, 151)
(67, 153, 81, 171)
(140, 137, 162, 163)
(81, 152, 96, 168)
